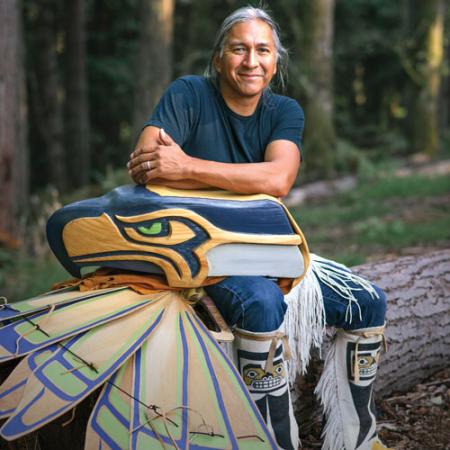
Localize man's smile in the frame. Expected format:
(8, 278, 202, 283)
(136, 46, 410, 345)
(238, 73, 263, 79)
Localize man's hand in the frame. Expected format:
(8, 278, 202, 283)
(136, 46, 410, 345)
(128, 129, 192, 184)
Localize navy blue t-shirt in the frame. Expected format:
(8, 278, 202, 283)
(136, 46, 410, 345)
(145, 75, 304, 164)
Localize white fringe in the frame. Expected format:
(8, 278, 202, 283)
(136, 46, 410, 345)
(314, 339, 345, 450)
(282, 253, 380, 382)
(310, 254, 379, 324)
(282, 259, 326, 381)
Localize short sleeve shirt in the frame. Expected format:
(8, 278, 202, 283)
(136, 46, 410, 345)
(145, 75, 304, 164)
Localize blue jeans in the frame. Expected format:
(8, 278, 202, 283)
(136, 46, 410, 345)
(204, 275, 387, 333)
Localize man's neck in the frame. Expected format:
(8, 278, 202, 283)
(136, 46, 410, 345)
(219, 85, 262, 117)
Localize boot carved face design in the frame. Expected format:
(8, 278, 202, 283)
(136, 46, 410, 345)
(243, 359, 286, 394)
(234, 330, 298, 450)
(349, 341, 380, 386)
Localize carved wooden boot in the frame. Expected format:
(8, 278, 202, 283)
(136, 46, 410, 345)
(316, 326, 393, 450)
(234, 328, 299, 450)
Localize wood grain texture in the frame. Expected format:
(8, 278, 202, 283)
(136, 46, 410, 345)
(294, 250, 450, 432)
(353, 249, 450, 396)
(63, 208, 305, 287)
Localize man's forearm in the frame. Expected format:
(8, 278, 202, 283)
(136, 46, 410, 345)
(182, 158, 292, 197)
(129, 128, 300, 196)
(148, 178, 213, 190)
(147, 161, 290, 196)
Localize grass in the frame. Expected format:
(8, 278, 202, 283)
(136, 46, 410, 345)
(1, 172, 449, 301)
(289, 174, 450, 266)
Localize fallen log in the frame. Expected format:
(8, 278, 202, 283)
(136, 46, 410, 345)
(294, 249, 450, 436)
(354, 249, 450, 396)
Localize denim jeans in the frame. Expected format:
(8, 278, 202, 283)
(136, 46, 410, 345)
(204, 274, 387, 333)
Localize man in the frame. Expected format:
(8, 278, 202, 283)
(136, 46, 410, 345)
(128, 7, 391, 450)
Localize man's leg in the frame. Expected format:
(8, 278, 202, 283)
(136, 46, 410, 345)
(205, 276, 298, 450)
(314, 260, 392, 450)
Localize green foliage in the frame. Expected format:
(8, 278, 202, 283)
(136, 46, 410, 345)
(87, 0, 142, 170)
(93, 166, 131, 193)
(0, 249, 15, 293)
(20, 0, 450, 191)
(333, 139, 364, 175)
(301, 104, 336, 177)
(441, 130, 450, 158)
(0, 251, 69, 302)
(355, 174, 450, 199)
(332, 0, 411, 154)
(354, 216, 450, 247)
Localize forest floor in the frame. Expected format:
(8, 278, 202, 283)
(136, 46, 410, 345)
(299, 367, 450, 450)
(2, 368, 449, 449)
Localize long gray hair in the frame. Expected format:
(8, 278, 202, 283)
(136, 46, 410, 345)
(205, 6, 289, 92)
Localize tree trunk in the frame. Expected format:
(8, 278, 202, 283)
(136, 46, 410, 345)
(297, 0, 336, 176)
(0, 0, 28, 242)
(64, 0, 90, 187)
(132, 0, 174, 139)
(295, 250, 450, 428)
(440, 1, 449, 134)
(410, 0, 445, 157)
(28, 0, 66, 190)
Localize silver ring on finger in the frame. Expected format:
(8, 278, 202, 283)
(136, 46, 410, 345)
(144, 160, 151, 170)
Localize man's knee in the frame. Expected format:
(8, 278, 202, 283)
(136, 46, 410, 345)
(243, 281, 286, 332)
(371, 284, 387, 322)
(323, 280, 387, 330)
(204, 276, 287, 333)
(350, 284, 387, 329)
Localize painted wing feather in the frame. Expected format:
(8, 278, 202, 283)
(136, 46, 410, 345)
(0, 298, 167, 440)
(0, 291, 277, 448)
(0, 346, 58, 418)
(128, 292, 277, 450)
(0, 287, 127, 321)
(186, 313, 278, 449)
(85, 355, 135, 450)
(0, 289, 159, 362)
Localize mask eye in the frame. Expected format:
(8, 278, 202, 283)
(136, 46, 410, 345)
(138, 222, 162, 235)
(246, 370, 258, 379)
(358, 356, 374, 367)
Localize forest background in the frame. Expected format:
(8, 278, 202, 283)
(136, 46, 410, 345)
(1, 0, 449, 299)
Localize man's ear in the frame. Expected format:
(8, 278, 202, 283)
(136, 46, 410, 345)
(214, 54, 222, 74)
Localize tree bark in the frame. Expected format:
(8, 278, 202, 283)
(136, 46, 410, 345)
(64, 0, 90, 187)
(0, 0, 28, 241)
(355, 249, 450, 395)
(295, 250, 450, 429)
(132, 0, 174, 138)
(296, 0, 336, 176)
(410, 0, 445, 157)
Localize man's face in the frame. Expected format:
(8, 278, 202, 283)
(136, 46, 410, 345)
(215, 19, 277, 101)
